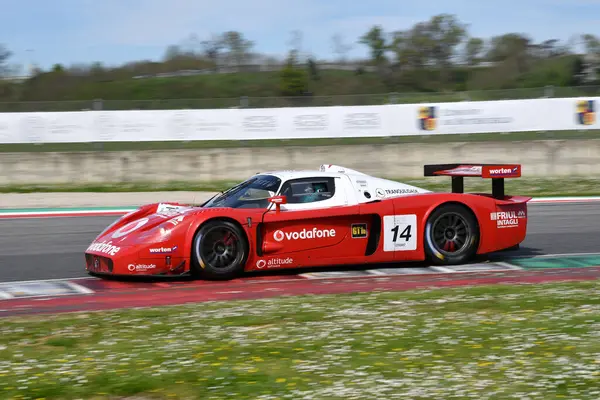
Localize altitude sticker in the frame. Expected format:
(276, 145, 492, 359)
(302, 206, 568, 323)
(351, 223, 368, 238)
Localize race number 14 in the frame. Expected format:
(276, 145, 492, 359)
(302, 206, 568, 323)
(383, 215, 417, 252)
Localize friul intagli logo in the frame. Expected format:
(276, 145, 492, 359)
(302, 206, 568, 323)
(490, 210, 526, 228)
(273, 228, 336, 242)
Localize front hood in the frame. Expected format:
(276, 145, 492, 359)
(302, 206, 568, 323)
(91, 203, 199, 247)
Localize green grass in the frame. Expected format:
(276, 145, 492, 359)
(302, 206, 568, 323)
(2, 177, 600, 197)
(1, 281, 600, 399)
(0, 129, 599, 153)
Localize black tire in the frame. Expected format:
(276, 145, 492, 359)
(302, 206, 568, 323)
(191, 220, 248, 280)
(424, 203, 480, 265)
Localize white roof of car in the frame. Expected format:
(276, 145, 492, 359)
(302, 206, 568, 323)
(259, 165, 369, 181)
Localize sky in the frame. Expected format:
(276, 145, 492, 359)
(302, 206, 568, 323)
(1, 0, 599, 73)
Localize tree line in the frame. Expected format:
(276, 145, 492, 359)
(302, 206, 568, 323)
(0, 14, 599, 104)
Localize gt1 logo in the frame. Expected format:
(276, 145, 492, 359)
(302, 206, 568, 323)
(383, 214, 417, 252)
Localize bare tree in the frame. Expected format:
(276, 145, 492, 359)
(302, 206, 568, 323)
(287, 30, 304, 64)
(331, 34, 353, 63)
(0, 45, 12, 76)
(201, 33, 225, 71)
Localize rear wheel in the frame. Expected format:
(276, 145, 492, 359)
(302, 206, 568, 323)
(424, 204, 479, 265)
(191, 220, 248, 280)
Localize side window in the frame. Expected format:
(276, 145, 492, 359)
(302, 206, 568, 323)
(280, 178, 335, 204)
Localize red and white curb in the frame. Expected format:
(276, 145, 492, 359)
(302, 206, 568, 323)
(0, 262, 525, 301)
(0, 278, 94, 300)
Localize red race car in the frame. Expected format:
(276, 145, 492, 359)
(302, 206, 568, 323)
(85, 163, 529, 280)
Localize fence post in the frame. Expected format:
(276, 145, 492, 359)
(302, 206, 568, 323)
(92, 98, 103, 110)
(388, 92, 398, 104)
(543, 85, 554, 98)
(240, 96, 248, 108)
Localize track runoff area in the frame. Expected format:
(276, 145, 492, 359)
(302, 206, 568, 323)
(1, 197, 600, 315)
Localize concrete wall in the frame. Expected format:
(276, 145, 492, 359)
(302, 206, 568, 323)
(1, 139, 600, 185)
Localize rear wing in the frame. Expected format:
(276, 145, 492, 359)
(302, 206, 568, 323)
(424, 164, 521, 200)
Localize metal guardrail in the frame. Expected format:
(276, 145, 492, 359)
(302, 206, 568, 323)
(0, 85, 599, 112)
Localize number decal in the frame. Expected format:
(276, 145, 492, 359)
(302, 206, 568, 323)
(391, 224, 412, 242)
(383, 215, 417, 252)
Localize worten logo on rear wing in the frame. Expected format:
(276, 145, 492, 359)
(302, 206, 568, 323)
(482, 165, 520, 178)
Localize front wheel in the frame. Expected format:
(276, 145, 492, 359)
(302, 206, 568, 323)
(191, 220, 248, 280)
(424, 204, 479, 265)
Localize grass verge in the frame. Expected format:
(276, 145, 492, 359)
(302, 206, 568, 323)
(1, 281, 600, 399)
(0, 130, 599, 153)
(2, 177, 600, 197)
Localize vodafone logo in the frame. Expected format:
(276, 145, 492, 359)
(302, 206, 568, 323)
(273, 230, 285, 242)
(273, 227, 336, 241)
(112, 218, 149, 239)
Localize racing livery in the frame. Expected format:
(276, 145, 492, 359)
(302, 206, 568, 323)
(85, 163, 530, 280)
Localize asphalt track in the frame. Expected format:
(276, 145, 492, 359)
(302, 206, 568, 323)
(0, 202, 598, 283)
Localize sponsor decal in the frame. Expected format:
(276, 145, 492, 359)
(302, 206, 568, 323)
(149, 246, 178, 254)
(482, 165, 521, 178)
(356, 179, 368, 188)
(343, 113, 381, 130)
(418, 106, 437, 131)
(375, 188, 418, 198)
(112, 218, 149, 239)
(576, 100, 595, 125)
(128, 263, 156, 272)
(490, 211, 526, 228)
(243, 116, 277, 132)
(273, 227, 336, 242)
(385, 188, 419, 195)
(167, 215, 185, 226)
(486, 166, 519, 177)
(87, 240, 121, 256)
(293, 114, 328, 131)
(419, 106, 513, 130)
(256, 257, 293, 269)
(444, 165, 482, 175)
(351, 223, 368, 238)
(157, 203, 189, 216)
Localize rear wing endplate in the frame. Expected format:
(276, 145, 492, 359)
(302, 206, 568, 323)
(424, 164, 521, 200)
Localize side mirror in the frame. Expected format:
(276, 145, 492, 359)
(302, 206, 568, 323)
(268, 195, 287, 213)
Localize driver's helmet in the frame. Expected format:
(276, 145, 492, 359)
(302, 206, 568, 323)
(301, 184, 319, 203)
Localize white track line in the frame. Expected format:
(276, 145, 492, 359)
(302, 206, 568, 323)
(0, 276, 94, 285)
(0, 291, 14, 299)
(65, 281, 95, 295)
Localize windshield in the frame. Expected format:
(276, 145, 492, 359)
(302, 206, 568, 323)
(203, 175, 282, 209)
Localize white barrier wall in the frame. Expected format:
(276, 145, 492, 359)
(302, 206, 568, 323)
(0, 97, 597, 143)
(2, 140, 600, 186)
